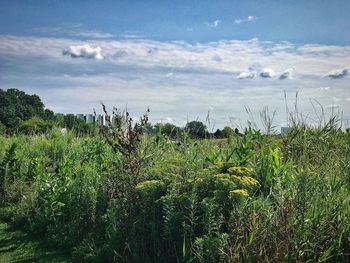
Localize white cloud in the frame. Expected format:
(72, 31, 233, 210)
(237, 71, 256, 79)
(119, 33, 145, 39)
(62, 45, 103, 60)
(323, 68, 349, 79)
(206, 20, 221, 28)
(319, 86, 330, 91)
(259, 68, 276, 78)
(279, 68, 294, 80)
(76, 31, 113, 39)
(234, 15, 258, 24)
(1, 35, 350, 128)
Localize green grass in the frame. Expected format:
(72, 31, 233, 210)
(1, 124, 350, 262)
(0, 218, 69, 263)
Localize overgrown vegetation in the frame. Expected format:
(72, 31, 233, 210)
(1, 103, 350, 262)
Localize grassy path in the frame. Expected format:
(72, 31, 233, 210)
(0, 219, 69, 263)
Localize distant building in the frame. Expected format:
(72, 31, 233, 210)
(66, 113, 108, 125)
(86, 114, 94, 123)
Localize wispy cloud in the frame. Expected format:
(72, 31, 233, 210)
(75, 31, 113, 39)
(234, 15, 258, 24)
(34, 25, 113, 39)
(119, 33, 146, 39)
(206, 19, 221, 28)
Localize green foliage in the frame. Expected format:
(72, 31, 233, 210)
(0, 121, 6, 134)
(185, 121, 207, 139)
(153, 123, 183, 139)
(63, 114, 93, 134)
(221, 126, 234, 138)
(0, 143, 18, 196)
(0, 89, 53, 130)
(1, 118, 350, 262)
(18, 116, 52, 134)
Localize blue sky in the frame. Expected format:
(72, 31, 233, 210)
(2, 0, 350, 44)
(1, 0, 350, 129)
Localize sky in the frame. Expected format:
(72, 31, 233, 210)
(1, 0, 350, 129)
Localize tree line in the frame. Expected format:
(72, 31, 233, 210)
(0, 88, 239, 138)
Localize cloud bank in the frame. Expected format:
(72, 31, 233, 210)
(1, 35, 350, 128)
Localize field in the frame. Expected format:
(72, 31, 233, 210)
(1, 118, 350, 262)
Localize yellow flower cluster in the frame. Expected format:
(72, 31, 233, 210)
(232, 175, 259, 187)
(228, 166, 254, 176)
(230, 189, 249, 197)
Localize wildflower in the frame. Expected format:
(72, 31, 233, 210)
(232, 175, 259, 187)
(228, 166, 254, 176)
(230, 189, 249, 197)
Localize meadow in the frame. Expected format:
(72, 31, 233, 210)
(1, 111, 350, 262)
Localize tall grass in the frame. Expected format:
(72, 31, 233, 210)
(0, 110, 350, 262)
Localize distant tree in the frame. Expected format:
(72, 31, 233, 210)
(144, 123, 153, 135)
(153, 123, 182, 139)
(153, 123, 163, 135)
(52, 113, 65, 126)
(64, 114, 78, 130)
(214, 129, 223, 138)
(18, 116, 52, 134)
(222, 126, 234, 138)
(185, 121, 207, 139)
(64, 114, 89, 134)
(0, 89, 52, 129)
(44, 109, 55, 120)
(163, 123, 182, 139)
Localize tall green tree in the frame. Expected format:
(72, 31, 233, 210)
(0, 89, 51, 129)
(185, 121, 207, 139)
(153, 123, 182, 139)
(222, 126, 234, 138)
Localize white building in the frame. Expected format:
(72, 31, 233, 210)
(86, 114, 94, 123)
